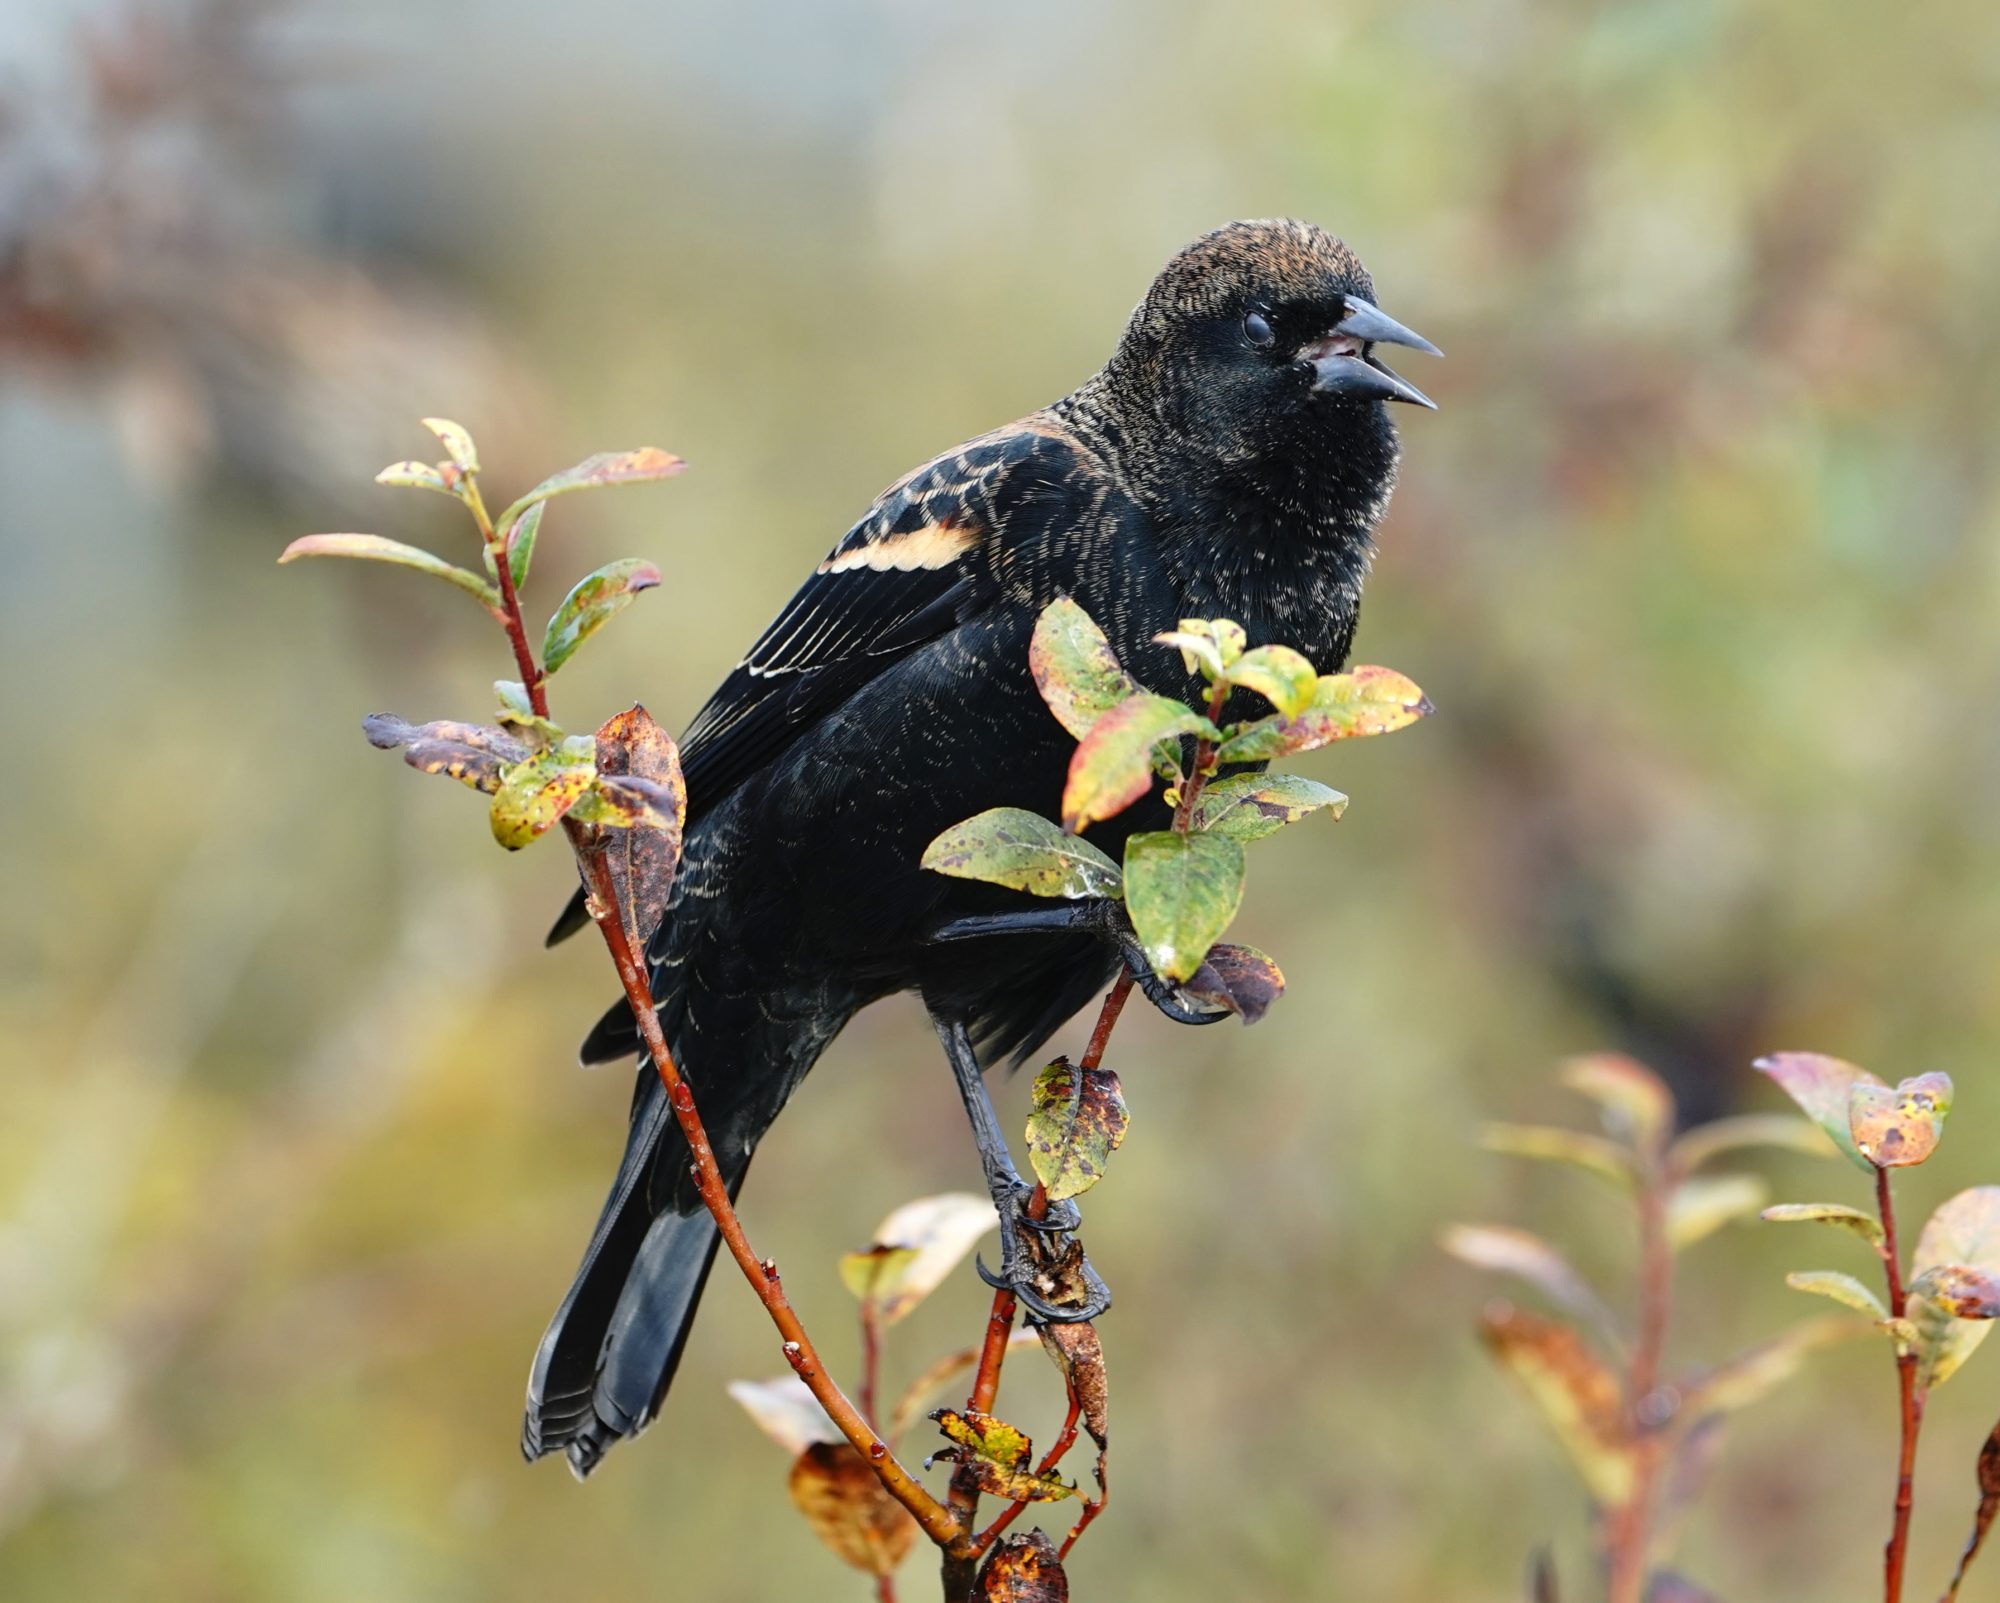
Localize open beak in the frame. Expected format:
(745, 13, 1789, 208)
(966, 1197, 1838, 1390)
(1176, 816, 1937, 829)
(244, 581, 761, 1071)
(1307, 295, 1442, 410)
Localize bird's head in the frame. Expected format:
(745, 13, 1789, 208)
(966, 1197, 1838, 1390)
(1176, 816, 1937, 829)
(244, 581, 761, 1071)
(1109, 219, 1439, 478)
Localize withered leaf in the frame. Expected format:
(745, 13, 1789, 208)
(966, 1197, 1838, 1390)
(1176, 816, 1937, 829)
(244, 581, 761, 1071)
(1752, 1052, 1884, 1172)
(1849, 1072, 1953, 1168)
(1025, 1058, 1129, 1204)
(488, 746, 594, 850)
(1479, 1302, 1633, 1505)
(361, 714, 528, 794)
(1939, 1416, 2000, 1603)
(1037, 1320, 1109, 1449)
(1032, 598, 1139, 740)
(1910, 1265, 2000, 1320)
(787, 1442, 920, 1576)
(1181, 942, 1285, 1024)
(974, 1529, 1070, 1602)
(928, 1409, 1076, 1503)
(848, 1192, 996, 1326)
(588, 705, 685, 952)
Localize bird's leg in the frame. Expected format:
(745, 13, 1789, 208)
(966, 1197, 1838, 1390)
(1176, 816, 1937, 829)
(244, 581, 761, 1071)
(929, 1014, 1109, 1324)
(928, 901, 1231, 1029)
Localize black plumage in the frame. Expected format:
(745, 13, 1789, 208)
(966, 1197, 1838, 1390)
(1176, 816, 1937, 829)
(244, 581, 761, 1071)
(524, 218, 1437, 1475)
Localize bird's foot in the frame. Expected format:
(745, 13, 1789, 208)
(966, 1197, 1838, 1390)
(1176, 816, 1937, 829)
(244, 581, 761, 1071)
(976, 1181, 1110, 1323)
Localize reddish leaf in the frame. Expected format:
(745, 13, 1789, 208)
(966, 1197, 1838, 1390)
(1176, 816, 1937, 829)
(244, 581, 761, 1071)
(1561, 1053, 1673, 1156)
(1182, 942, 1285, 1023)
(1025, 1058, 1129, 1203)
(1061, 695, 1216, 831)
(1940, 1416, 2000, 1603)
(1911, 1265, 2000, 1320)
(1752, 1052, 1884, 1172)
(1037, 1320, 1109, 1449)
(494, 446, 686, 537)
(1849, 1072, 1953, 1168)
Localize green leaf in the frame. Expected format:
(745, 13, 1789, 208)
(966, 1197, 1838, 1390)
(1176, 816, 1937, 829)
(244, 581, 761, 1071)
(361, 714, 528, 793)
(1122, 829, 1245, 983)
(1180, 942, 1285, 1024)
(1189, 773, 1348, 842)
(494, 679, 534, 717)
(1478, 1304, 1633, 1505)
(1440, 1224, 1618, 1339)
(1940, 1415, 2000, 1603)
(1031, 598, 1140, 739)
(1849, 1072, 1953, 1169)
(839, 1245, 922, 1305)
(1913, 1188, 2000, 1388)
(278, 534, 501, 616)
(1753, 1052, 1885, 1172)
(493, 446, 686, 537)
(1222, 643, 1319, 719)
(1670, 1113, 1836, 1174)
(1759, 1202, 1886, 1249)
(506, 498, 546, 588)
(1061, 695, 1218, 832)
(541, 557, 663, 675)
(1668, 1174, 1769, 1251)
(420, 416, 480, 474)
(1785, 1270, 1888, 1320)
(1677, 1314, 1863, 1422)
(922, 807, 1124, 900)
(1025, 1057, 1129, 1203)
(929, 1409, 1077, 1503)
(374, 459, 455, 496)
(1481, 1123, 1639, 1190)
(1561, 1053, 1674, 1156)
(1152, 618, 1246, 681)
(1214, 664, 1431, 763)
(488, 746, 595, 849)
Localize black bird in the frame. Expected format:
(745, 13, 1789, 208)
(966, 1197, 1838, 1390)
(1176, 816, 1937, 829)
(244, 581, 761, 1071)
(524, 218, 1438, 1476)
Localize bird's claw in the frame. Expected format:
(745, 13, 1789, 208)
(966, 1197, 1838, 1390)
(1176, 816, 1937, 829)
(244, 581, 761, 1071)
(977, 1184, 1109, 1323)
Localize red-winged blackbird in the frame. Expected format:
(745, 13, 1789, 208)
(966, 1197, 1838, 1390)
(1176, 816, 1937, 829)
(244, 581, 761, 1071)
(524, 218, 1438, 1475)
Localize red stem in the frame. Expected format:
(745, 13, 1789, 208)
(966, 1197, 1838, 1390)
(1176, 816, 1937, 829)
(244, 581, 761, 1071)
(1604, 1151, 1674, 1603)
(464, 480, 548, 718)
(860, 1303, 883, 1434)
(1876, 1164, 1923, 1603)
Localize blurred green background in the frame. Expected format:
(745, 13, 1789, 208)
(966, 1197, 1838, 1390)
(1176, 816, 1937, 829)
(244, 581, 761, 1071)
(3, 1, 1998, 1598)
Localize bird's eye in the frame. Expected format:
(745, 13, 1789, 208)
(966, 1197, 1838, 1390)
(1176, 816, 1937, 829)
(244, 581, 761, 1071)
(1243, 310, 1276, 349)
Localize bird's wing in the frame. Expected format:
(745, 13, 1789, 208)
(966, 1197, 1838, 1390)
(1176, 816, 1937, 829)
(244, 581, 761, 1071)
(547, 419, 1085, 946)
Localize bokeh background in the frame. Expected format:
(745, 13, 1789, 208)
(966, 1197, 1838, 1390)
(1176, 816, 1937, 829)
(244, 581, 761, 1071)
(3, 1, 1998, 1598)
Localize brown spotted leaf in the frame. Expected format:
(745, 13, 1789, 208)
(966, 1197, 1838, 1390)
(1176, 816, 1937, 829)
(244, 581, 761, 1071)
(1188, 773, 1348, 842)
(1122, 828, 1245, 982)
(1033, 598, 1139, 739)
(929, 1409, 1077, 1503)
(582, 705, 685, 951)
(1848, 1072, 1953, 1168)
(361, 714, 528, 793)
(1940, 1416, 2000, 1603)
(1561, 1053, 1674, 1157)
(1753, 1052, 1885, 1172)
(922, 808, 1124, 900)
(279, 534, 502, 617)
(1026, 1058, 1128, 1203)
(1181, 942, 1285, 1024)
(488, 746, 595, 850)
(1061, 696, 1218, 831)
(974, 1529, 1070, 1602)
(1910, 1265, 2000, 1320)
(787, 1442, 921, 1575)
(1913, 1188, 2000, 1388)
(492, 446, 686, 538)
(1213, 664, 1431, 762)
(542, 557, 662, 675)
(1037, 1320, 1109, 1449)
(1480, 1303, 1633, 1504)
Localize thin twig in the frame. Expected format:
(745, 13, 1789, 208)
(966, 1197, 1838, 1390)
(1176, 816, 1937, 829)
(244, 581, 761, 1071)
(1876, 1164, 1923, 1603)
(1605, 1152, 1674, 1603)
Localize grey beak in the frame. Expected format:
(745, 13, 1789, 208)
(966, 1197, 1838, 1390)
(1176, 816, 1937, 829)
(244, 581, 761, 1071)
(1308, 297, 1441, 410)
(1338, 296, 1442, 358)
